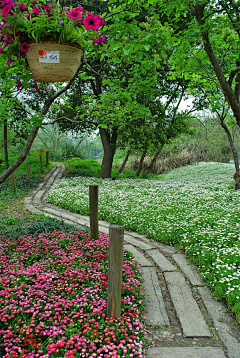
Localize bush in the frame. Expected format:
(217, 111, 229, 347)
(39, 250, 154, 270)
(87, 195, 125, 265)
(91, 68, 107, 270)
(0, 214, 89, 240)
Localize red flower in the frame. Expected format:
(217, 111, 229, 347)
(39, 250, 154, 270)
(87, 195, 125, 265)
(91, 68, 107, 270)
(32, 5, 40, 15)
(20, 42, 30, 52)
(1, 3, 13, 16)
(92, 36, 105, 44)
(67, 7, 83, 20)
(82, 14, 101, 30)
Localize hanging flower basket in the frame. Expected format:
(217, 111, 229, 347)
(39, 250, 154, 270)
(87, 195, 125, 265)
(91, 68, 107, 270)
(25, 41, 84, 83)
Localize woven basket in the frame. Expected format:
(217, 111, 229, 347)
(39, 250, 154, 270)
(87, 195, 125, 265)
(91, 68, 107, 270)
(26, 41, 83, 82)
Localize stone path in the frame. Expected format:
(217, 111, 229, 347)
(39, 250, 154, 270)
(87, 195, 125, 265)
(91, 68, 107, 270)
(24, 164, 240, 358)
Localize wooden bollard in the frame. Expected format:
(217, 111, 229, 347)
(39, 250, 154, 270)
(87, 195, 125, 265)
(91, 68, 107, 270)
(107, 225, 124, 319)
(27, 161, 31, 184)
(46, 151, 49, 166)
(39, 155, 43, 173)
(89, 185, 99, 239)
(11, 172, 16, 194)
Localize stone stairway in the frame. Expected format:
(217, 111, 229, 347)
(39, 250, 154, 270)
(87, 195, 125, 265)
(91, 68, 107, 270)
(24, 164, 240, 358)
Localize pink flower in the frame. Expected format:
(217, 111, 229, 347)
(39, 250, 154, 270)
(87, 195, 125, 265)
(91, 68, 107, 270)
(33, 78, 39, 92)
(82, 15, 101, 30)
(6, 55, 12, 66)
(42, 5, 52, 11)
(18, 3, 28, 11)
(67, 7, 83, 20)
(16, 50, 21, 61)
(92, 36, 105, 44)
(96, 15, 105, 27)
(30, 1, 37, 4)
(1, 3, 13, 16)
(32, 5, 40, 14)
(20, 42, 30, 52)
(16, 80, 21, 91)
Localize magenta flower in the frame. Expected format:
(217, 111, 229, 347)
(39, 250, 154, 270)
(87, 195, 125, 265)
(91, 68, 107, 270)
(42, 5, 52, 11)
(20, 41, 30, 52)
(30, 1, 37, 4)
(82, 14, 101, 30)
(16, 80, 21, 91)
(92, 36, 105, 44)
(67, 7, 83, 20)
(96, 15, 105, 26)
(18, 3, 28, 11)
(16, 50, 21, 61)
(6, 55, 12, 66)
(32, 5, 40, 14)
(33, 78, 39, 92)
(1, 3, 13, 16)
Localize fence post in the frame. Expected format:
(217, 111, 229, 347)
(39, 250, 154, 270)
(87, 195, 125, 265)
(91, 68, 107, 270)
(27, 161, 31, 184)
(107, 225, 124, 319)
(39, 154, 43, 173)
(46, 151, 49, 166)
(11, 172, 16, 194)
(89, 185, 99, 239)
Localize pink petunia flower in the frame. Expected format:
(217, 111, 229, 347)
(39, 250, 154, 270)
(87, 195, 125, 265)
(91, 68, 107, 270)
(20, 41, 30, 52)
(42, 5, 52, 11)
(96, 15, 105, 27)
(67, 7, 83, 20)
(92, 36, 105, 44)
(6, 55, 12, 66)
(82, 14, 101, 30)
(18, 3, 28, 11)
(33, 78, 39, 92)
(16, 80, 21, 91)
(16, 50, 21, 61)
(32, 5, 40, 14)
(1, 3, 13, 16)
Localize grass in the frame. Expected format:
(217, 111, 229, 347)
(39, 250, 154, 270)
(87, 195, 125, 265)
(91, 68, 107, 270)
(47, 161, 240, 323)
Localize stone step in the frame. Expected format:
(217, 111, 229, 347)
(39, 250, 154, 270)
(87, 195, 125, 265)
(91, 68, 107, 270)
(164, 272, 211, 337)
(124, 244, 154, 266)
(199, 286, 240, 358)
(172, 253, 203, 286)
(146, 346, 227, 358)
(124, 235, 153, 250)
(146, 249, 177, 272)
(141, 266, 170, 326)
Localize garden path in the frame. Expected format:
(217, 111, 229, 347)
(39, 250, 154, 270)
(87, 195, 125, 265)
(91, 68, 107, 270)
(24, 164, 240, 358)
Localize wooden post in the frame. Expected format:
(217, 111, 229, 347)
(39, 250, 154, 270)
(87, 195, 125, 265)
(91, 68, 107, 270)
(11, 172, 16, 194)
(27, 161, 31, 184)
(107, 225, 124, 319)
(89, 185, 99, 239)
(46, 151, 49, 166)
(39, 154, 43, 173)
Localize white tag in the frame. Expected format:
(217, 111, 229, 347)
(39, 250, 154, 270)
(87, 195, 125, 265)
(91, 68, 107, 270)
(39, 50, 60, 63)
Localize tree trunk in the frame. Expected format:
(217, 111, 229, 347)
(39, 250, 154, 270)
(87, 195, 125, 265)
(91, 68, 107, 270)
(4, 121, 9, 169)
(99, 127, 118, 178)
(135, 149, 147, 177)
(118, 148, 131, 173)
(194, 5, 240, 128)
(219, 119, 240, 190)
(0, 66, 81, 184)
(142, 146, 162, 177)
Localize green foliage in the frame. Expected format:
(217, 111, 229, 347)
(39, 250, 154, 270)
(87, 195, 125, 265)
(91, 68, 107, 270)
(0, 214, 88, 240)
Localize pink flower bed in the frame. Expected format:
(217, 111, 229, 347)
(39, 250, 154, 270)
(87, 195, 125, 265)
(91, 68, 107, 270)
(0, 232, 146, 358)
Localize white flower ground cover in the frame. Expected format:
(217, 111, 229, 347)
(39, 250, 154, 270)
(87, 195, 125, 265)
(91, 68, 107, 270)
(48, 162, 240, 322)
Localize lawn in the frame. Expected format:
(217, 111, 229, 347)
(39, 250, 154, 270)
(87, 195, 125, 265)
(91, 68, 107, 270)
(0, 231, 145, 358)
(47, 162, 240, 322)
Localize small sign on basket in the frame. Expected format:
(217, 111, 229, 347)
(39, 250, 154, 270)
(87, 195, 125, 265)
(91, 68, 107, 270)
(39, 50, 60, 63)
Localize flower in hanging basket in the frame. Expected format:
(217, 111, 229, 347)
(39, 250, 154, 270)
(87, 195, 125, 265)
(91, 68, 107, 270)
(0, 0, 105, 82)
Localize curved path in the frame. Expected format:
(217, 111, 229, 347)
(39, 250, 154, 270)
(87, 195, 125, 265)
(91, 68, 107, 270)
(24, 164, 240, 358)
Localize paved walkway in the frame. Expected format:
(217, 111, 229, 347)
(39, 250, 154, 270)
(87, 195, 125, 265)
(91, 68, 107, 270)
(24, 164, 240, 358)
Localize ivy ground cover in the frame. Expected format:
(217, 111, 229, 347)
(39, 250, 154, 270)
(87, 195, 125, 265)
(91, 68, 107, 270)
(47, 162, 240, 322)
(0, 231, 145, 358)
